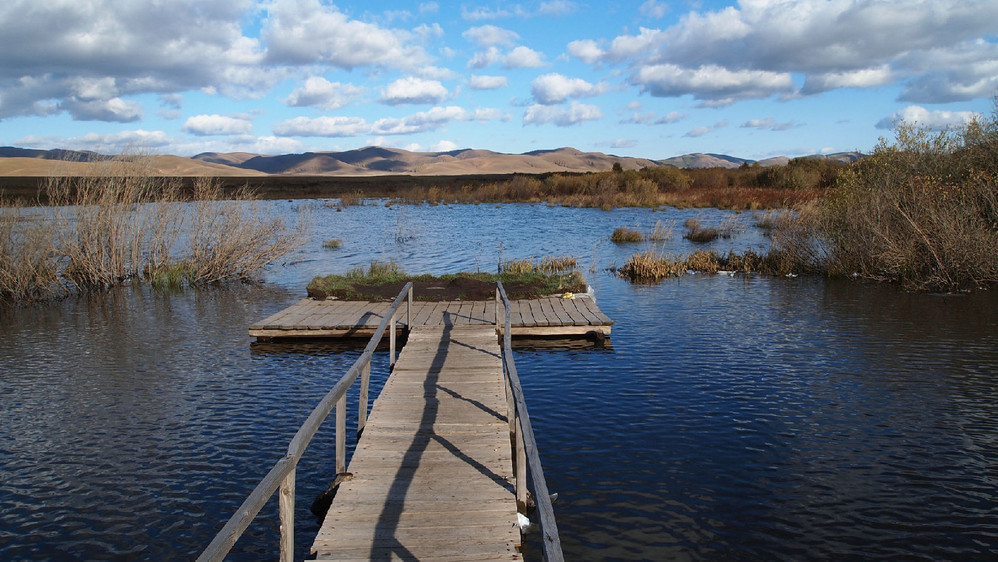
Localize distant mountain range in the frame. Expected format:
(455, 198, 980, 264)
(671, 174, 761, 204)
(0, 145, 864, 177)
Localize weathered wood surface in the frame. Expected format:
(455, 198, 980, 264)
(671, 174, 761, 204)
(250, 296, 612, 339)
(312, 325, 522, 561)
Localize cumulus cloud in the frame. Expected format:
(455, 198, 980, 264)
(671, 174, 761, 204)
(431, 139, 459, 152)
(571, 0, 998, 106)
(63, 98, 144, 122)
(802, 66, 894, 95)
(530, 73, 605, 104)
(0, 0, 275, 119)
(284, 77, 363, 109)
(523, 102, 602, 127)
(463, 25, 519, 47)
(632, 64, 795, 102)
(876, 105, 982, 130)
(183, 114, 254, 136)
(262, 0, 428, 69)
(468, 47, 502, 69)
(567, 40, 605, 65)
(469, 75, 508, 90)
(380, 77, 448, 105)
(503, 46, 546, 68)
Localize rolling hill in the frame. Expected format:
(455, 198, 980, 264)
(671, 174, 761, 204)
(0, 145, 864, 177)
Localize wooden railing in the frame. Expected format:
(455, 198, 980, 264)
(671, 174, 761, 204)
(496, 282, 565, 562)
(197, 282, 413, 562)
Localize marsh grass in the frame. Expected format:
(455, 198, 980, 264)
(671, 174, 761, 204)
(610, 227, 644, 243)
(323, 238, 343, 250)
(683, 215, 742, 242)
(308, 257, 586, 301)
(0, 156, 309, 302)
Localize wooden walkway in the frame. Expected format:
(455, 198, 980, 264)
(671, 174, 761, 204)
(311, 324, 521, 560)
(249, 296, 612, 339)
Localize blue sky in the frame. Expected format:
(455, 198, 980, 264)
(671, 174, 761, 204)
(1, 0, 995, 161)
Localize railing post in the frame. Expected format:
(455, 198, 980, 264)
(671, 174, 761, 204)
(389, 315, 396, 369)
(495, 287, 500, 335)
(336, 395, 346, 475)
(407, 284, 413, 330)
(279, 467, 295, 562)
(358, 360, 370, 435)
(514, 412, 527, 512)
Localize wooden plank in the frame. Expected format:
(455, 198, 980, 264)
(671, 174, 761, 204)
(251, 296, 613, 339)
(312, 324, 521, 560)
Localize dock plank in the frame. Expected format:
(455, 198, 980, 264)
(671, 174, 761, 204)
(250, 294, 612, 338)
(312, 325, 521, 561)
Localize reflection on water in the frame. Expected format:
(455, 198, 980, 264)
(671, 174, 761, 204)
(2, 202, 998, 560)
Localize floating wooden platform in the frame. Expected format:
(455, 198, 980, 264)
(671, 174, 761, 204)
(311, 325, 521, 560)
(249, 296, 612, 339)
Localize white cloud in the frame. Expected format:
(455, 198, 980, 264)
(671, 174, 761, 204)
(463, 25, 519, 47)
(639, 1, 669, 19)
(684, 126, 712, 138)
(876, 105, 982, 130)
(18, 129, 173, 153)
(468, 47, 502, 69)
(273, 115, 370, 137)
(0, 0, 276, 119)
(284, 77, 363, 109)
(372, 106, 467, 134)
(657, 111, 688, 124)
(503, 46, 546, 68)
(431, 140, 459, 152)
(523, 102, 603, 127)
(469, 75, 508, 90)
(64, 98, 144, 122)
(262, 0, 428, 69)
(633, 64, 794, 102)
(802, 66, 894, 95)
(539, 1, 578, 16)
(380, 77, 448, 105)
(182, 114, 254, 136)
(567, 40, 605, 64)
(531, 73, 605, 104)
(572, 0, 998, 106)
(274, 105, 503, 137)
(740, 117, 798, 131)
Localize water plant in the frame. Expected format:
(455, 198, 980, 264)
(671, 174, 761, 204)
(323, 238, 343, 249)
(610, 227, 644, 243)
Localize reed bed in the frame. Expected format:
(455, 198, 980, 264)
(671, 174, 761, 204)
(1, 159, 308, 302)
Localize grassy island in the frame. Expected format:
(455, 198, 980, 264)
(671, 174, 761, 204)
(307, 258, 587, 301)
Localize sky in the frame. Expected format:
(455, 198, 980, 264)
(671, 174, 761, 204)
(1, 0, 996, 161)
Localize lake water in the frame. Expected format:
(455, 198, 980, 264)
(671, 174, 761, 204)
(2, 201, 997, 560)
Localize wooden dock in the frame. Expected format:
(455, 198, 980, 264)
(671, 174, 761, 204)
(200, 284, 578, 561)
(249, 295, 612, 339)
(311, 324, 521, 560)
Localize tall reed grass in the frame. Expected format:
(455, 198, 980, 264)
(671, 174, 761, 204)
(1, 157, 309, 302)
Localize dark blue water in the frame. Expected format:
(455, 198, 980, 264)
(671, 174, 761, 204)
(2, 201, 997, 560)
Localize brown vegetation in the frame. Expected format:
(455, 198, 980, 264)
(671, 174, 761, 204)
(1, 157, 308, 302)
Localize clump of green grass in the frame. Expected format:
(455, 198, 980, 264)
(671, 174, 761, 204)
(323, 238, 343, 250)
(610, 226, 644, 243)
